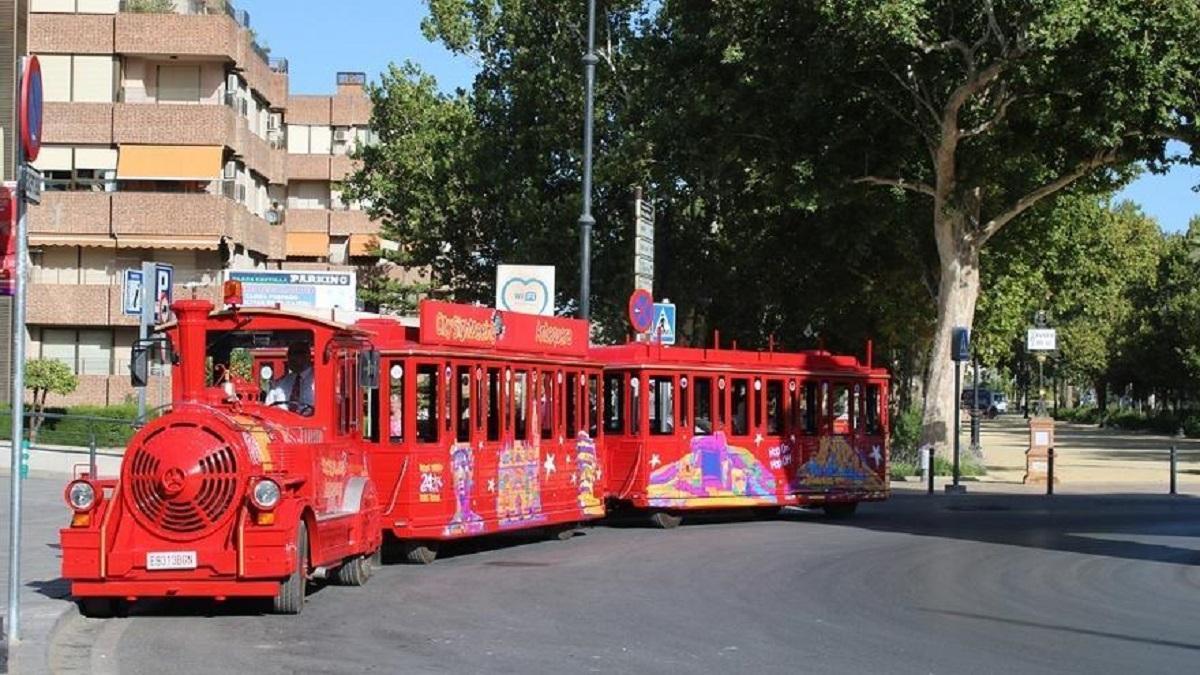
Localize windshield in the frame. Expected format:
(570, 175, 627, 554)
(206, 329, 316, 415)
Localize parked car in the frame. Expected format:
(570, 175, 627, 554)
(960, 389, 1000, 418)
(992, 392, 1008, 414)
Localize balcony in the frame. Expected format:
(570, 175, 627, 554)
(29, 192, 113, 237)
(330, 155, 360, 182)
(29, 284, 112, 326)
(42, 103, 113, 145)
(29, 12, 115, 54)
(113, 103, 237, 146)
(283, 209, 330, 233)
(330, 210, 376, 235)
(287, 155, 331, 181)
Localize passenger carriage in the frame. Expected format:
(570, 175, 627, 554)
(60, 298, 384, 616)
(593, 341, 889, 527)
(346, 301, 607, 563)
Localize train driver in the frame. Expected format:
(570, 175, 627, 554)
(265, 341, 315, 414)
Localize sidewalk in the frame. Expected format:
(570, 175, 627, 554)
(965, 414, 1200, 491)
(0, 473, 75, 674)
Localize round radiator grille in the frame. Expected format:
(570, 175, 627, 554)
(123, 421, 245, 540)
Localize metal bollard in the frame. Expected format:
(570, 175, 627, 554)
(1169, 445, 1177, 496)
(1046, 447, 1055, 496)
(926, 447, 934, 496)
(88, 428, 97, 478)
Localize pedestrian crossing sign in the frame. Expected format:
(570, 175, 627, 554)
(651, 302, 676, 345)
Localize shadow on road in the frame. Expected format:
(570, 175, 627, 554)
(916, 607, 1200, 652)
(796, 491, 1200, 567)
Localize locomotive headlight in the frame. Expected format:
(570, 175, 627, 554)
(251, 478, 281, 510)
(67, 481, 96, 511)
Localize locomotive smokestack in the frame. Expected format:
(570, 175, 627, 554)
(173, 300, 214, 402)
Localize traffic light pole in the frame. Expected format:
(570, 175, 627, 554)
(577, 0, 597, 320)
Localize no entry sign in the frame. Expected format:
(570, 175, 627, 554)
(20, 56, 43, 162)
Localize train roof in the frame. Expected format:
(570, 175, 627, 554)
(591, 342, 889, 378)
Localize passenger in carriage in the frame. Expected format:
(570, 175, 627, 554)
(265, 341, 315, 414)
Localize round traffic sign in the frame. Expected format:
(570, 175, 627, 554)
(20, 56, 43, 162)
(628, 289, 654, 333)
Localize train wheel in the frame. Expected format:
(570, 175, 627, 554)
(752, 506, 784, 520)
(77, 597, 117, 619)
(333, 551, 374, 587)
(402, 541, 439, 565)
(273, 522, 308, 615)
(649, 511, 682, 529)
(822, 502, 859, 519)
(551, 523, 580, 541)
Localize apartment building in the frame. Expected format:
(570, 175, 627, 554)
(22, 0, 385, 405)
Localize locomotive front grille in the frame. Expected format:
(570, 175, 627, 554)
(124, 422, 245, 540)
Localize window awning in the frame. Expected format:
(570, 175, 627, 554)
(29, 233, 116, 248)
(115, 235, 221, 250)
(286, 232, 330, 257)
(348, 234, 378, 257)
(116, 145, 223, 181)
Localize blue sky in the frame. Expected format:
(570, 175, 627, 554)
(240, 0, 1199, 234)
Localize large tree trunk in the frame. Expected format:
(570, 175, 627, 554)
(921, 214, 981, 457)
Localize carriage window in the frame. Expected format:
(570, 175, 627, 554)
(457, 366, 472, 442)
(731, 378, 749, 436)
(693, 377, 712, 436)
(416, 364, 439, 443)
(852, 384, 862, 432)
(337, 350, 358, 436)
(587, 374, 599, 438)
(630, 377, 642, 434)
(604, 373, 624, 434)
(766, 380, 783, 435)
(444, 365, 453, 432)
(754, 380, 764, 429)
(513, 371, 529, 440)
(833, 384, 850, 433)
(566, 373, 579, 436)
(487, 368, 501, 441)
(679, 377, 690, 432)
(805, 382, 818, 433)
(649, 376, 675, 436)
(866, 384, 881, 434)
(819, 382, 830, 430)
(388, 361, 404, 443)
(540, 371, 555, 440)
(717, 377, 727, 430)
(363, 365, 379, 443)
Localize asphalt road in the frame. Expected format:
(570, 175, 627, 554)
(44, 487, 1200, 675)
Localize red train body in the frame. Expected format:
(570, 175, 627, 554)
(60, 298, 889, 613)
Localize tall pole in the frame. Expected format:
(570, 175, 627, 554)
(577, 0, 597, 320)
(6, 57, 29, 646)
(952, 361, 962, 489)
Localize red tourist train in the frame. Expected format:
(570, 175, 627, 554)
(60, 296, 888, 615)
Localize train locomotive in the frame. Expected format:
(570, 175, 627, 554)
(61, 298, 383, 616)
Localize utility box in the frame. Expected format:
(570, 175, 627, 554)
(1023, 417, 1057, 484)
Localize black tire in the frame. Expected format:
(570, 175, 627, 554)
(402, 541, 439, 565)
(551, 523, 580, 541)
(333, 551, 374, 587)
(649, 511, 683, 529)
(822, 502, 859, 519)
(752, 506, 784, 520)
(273, 522, 308, 615)
(77, 597, 117, 619)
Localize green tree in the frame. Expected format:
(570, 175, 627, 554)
(815, 0, 1200, 453)
(26, 359, 78, 442)
(123, 0, 175, 13)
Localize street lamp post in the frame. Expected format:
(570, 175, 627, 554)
(577, 0, 598, 320)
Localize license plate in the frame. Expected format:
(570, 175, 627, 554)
(146, 551, 197, 570)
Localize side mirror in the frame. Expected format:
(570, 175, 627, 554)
(358, 349, 380, 389)
(130, 345, 149, 387)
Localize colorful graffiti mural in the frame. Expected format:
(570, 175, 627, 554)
(647, 432, 777, 507)
(444, 443, 486, 536)
(497, 440, 546, 527)
(575, 432, 604, 517)
(796, 436, 886, 490)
